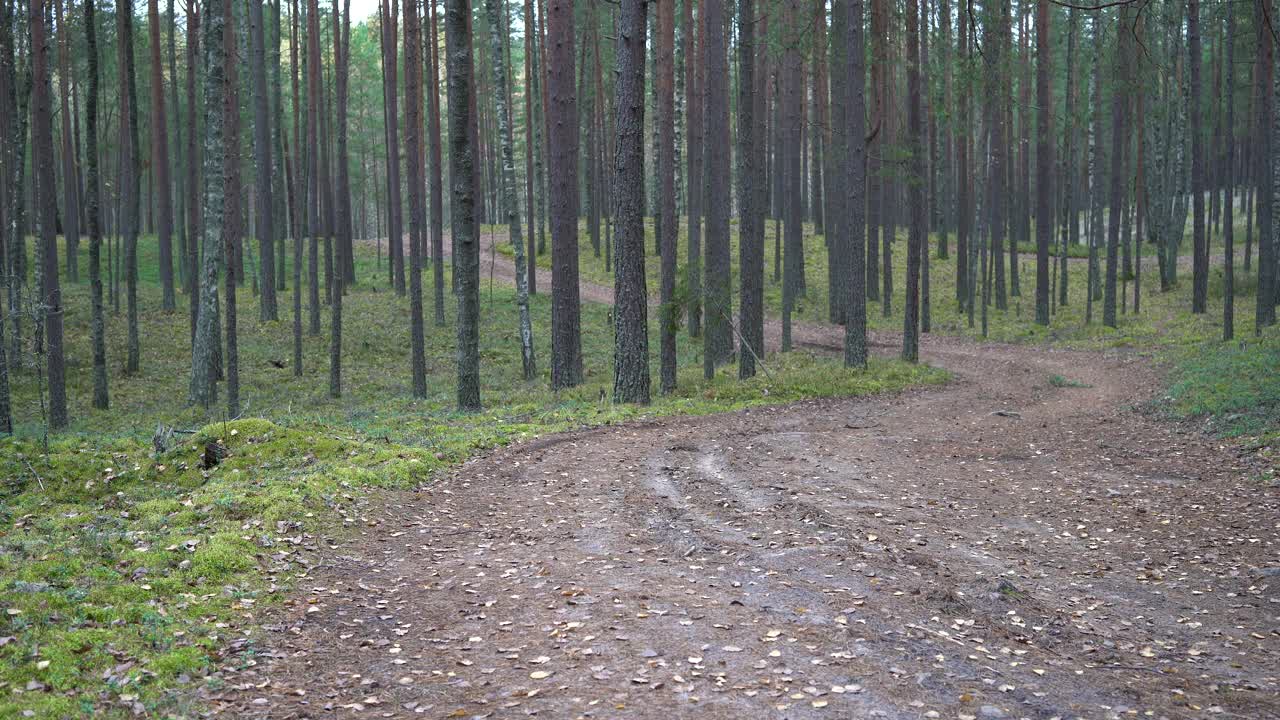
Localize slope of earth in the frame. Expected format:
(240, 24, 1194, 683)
(207, 325, 1279, 719)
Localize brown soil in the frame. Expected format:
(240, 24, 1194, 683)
(213, 239, 1279, 719)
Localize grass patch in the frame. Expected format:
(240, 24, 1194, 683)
(1048, 374, 1092, 388)
(1164, 333, 1280, 444)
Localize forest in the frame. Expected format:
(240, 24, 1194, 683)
(0, 0, 1278, 716)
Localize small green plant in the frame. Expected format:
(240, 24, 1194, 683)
(1048, 374, 1091, 388)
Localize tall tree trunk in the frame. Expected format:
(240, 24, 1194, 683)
(826, 0, 848, 326)
(271, 0, 288, 292)
(55, 0, 79, 284)
(147, 0, 176, 311)
(31, 0, 67, 428)
(401, 0, 427, 395)
(1223, 0, 1234, 341)
(446, 0, 481, 409)
(810, 0, 826, 234)
(169, 0, 188, 294)
(305, 0, 321, 336)
(657, 0, 677, 392)
(738, 0, 763, 378)
(685, 0, 703, 337)
(702, 0, 730, 374)
(1262, 0, 1278, 331)
(1103, 4, 1129, 328)
(902, 0, 922, 362)
(1059, 7, 1075, 309)
(85, 0, 108, 410)
(187, 0, 201, 342)
(958, 2, 971, 318)
(781, 0, 802, 351)
(484, 0, 536, 380)
(190, 0, 230, 407)
(250, 0, 278, 320)
(868, 0, 886, 305)
(612, 0, 650, 402)
(330, 0, 350, 398)
(428, 0, 446, 325)
(119, 0, 142, 373)
(524, 0, 537, 295)
(548, 0, 582, 389)
(381, 0, 405, 296)
(1034, 0, 1051, 325)
(223, 0, 241, 416)
(1086, 12, 1103, 323)
(1, 0, 32, 366)
(1189, 0, 1207, 314)
(845, 0, 868, 367)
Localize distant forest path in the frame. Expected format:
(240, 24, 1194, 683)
(224, 236, 1279, 719)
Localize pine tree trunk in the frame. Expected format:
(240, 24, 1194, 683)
(523, 0, 537, 295)
(845, 0, 868, 367)
(613, 0, 651, 403)
(381, 0, 405, 296)
(702, 0, 730, 374)
(1034, 0, 1051, 326)
(55, 0, 80, 284)
(1223, 1, 1235, 340)
(657, 0, 677, 393)
(826, 0, 847, 326)
(1103, 4, 1128, 329)
(548, 0, 582, 389)
(118, 0, 142, 373)
(446, 0, 481, 409)
(428, 0, 446, 325)
(187, 0, 201, 342)
(329, 0, 350, 398)
(31, 0, 67, 428)
(84, 0, 108, 410)
(223, 0, 241, 416)
(1189, 0, 1207, 314)
(737, 0, 763, 378)
(902, 0, 922, 362)
(684, 0, 703, 338)
(781, 0, 801, 351)
(250, 0, 278, 321)
(1261, 0, 1278, 330)
(402, 0, 427, 395)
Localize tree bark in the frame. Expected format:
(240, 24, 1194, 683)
(845, 0, 868, 367)
(1034, 0, 1051, 325)
(658, 0, 677, 392)
(737, 0, 763, 378)
(1223, 0, 1234, 340)
(31, 0, 67, 428)
(701, 0, 732, 376)
(685, 0, 703, 337)
(1103, 4, 1128, 329)
(250, 0, 278, 321)
(548, 0, 582, 389)
(85, 0, 108, 410)
(446, 0, 481, 409)
(903, 0, 923, 362)
(55, 0, 80, 284)
(402, 0, 427, 395)
(190, 0, 229, 407)
(612, 0, 650, 403)
(118, 0, 142, 372)
(1189, 0, 1206, 314)
(484, 0, 536, 381)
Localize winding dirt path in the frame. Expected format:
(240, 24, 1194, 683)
(215, 240, 1278, 719)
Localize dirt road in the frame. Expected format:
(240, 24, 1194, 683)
(213, 242, 1279, 719)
